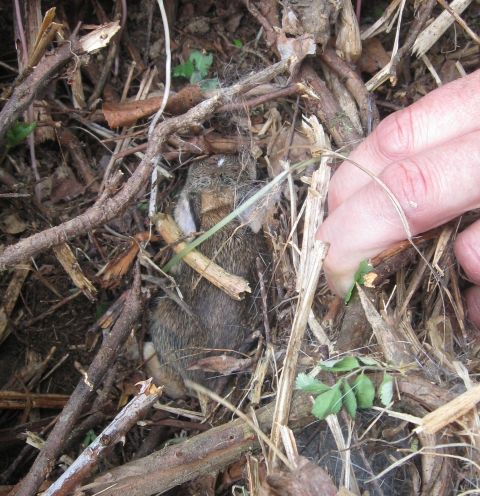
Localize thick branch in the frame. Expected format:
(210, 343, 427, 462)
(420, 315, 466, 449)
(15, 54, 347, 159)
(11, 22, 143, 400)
(78, 391, 315, 496)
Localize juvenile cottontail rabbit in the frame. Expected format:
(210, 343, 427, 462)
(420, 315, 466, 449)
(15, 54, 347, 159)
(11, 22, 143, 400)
(146, 154, 271, 398)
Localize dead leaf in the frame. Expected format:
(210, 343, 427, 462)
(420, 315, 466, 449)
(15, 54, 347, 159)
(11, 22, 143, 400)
(51, 165, 85, 203)
(185, 355, 254, 374)
(99, 232, 158, 288)
(0, 210, 29, 234)
(258, 455, 337, 495)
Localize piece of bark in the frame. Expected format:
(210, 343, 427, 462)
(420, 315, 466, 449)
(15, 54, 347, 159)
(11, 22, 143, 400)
(318, 45, 379, 131)
(56, 126, 99, 191)
(77, 391, 316, 496)
(336, 291, 371, 353)
(154, 213, 251, 301)
(52, 243, 96, 301)
(298, 62, 362, 151)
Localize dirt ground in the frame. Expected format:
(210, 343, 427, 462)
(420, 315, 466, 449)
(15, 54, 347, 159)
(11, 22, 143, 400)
(1, 0, 480, 495)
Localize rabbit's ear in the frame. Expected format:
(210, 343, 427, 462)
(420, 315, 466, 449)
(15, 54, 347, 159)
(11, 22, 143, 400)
(174, 190, 200, 237)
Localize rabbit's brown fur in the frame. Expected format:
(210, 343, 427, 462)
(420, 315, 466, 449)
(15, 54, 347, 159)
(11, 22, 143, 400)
(147, 155, 270, 398)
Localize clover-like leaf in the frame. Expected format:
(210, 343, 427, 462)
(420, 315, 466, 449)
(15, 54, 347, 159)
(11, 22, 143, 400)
(172, 59, 195, 79)
(379, 373, 394, 406)
(189, 50, 213, 78)
(295, 373, 330, 394)
(343, 380, 357, 419)
(352, 373, 375, 409)
(319, 355, 360, 372)
(311, 381, 343, 420)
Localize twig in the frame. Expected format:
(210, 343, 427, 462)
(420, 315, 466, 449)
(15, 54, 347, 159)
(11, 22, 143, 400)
(318, 46, 380, 131)
(437, 0, 480, 44)
(87, 13, 122, 108)
(143, 0, 155, 64)
(390, 0, 437, 84)
(298, 63, 362, 151)
(21, 290, 83, 328)
(0, 22, 119, 152)
(216, 84, 302, 113)
(43, 380, 161, 496)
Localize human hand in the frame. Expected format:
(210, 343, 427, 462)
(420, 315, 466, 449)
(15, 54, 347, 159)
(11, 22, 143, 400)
(316, 69, 480, 327)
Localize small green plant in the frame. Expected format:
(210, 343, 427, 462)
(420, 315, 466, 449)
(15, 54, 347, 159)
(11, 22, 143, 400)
(81, 429, 97, 450)
(296, 355, 394, 420)
(173, 50, 213, 83)
(345, 259, 373, 304)
(1, 120, 37, 165)
(233, 38, 243, 47)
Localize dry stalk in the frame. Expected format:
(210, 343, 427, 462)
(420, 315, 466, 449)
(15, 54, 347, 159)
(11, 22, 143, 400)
(268, 121, 330, 468)
(153, 213, 251, 300)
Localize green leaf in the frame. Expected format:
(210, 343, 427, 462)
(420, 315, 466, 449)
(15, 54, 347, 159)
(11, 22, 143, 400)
(190, 70, 204, 84)
(358, 356, 381, 367)
(189, 50, 213, 78)
(173, 59, 195, 79)
(352, 373, 375, 409)
(7, 120, 37, 148)
(343, 380, 357, 419)
(345, 259, 373, 304)
(295, 373, 330, 394)
(374, 6, 384, 18)
(233, 38, 243, 47)
(95, 302, 111, 320)
(82, 429, 97, 447)
(319, 355, 360, 372)
(311, 381, 342, 420)
(200, 78, 219, 90)
(344, 283, 356, 305)
(137, 202, 148, 212)
(379, 373, 394, 406)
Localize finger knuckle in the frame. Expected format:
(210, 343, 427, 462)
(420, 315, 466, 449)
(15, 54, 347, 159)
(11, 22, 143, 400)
(388, 160, 430, 212)
(375, 107, 418, 159)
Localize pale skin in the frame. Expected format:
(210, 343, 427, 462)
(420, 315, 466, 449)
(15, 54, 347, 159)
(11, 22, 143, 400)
(316, 69, 480, 327)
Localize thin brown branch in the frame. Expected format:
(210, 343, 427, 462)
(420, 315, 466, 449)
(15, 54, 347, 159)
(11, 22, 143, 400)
(318, 46, 380, 131)
(390, 0, 437, 84)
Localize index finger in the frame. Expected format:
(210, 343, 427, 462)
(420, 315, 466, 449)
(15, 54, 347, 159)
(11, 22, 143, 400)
(329, 69, 480, 212)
